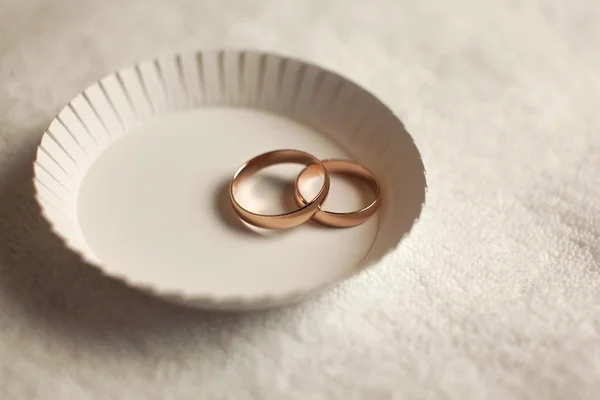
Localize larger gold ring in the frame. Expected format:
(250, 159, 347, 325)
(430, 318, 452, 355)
(229, 150, 330, 229)
(294, 159, 381, 228)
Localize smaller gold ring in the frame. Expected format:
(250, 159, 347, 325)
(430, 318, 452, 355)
(294, 159, 381, 228)
(229, 150, 330, 229)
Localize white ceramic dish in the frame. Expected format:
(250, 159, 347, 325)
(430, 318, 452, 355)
(33, 50, 426, 310)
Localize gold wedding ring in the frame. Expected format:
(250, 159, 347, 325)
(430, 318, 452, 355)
(229, 150, 330, 229)
(293, 159, 381, 228)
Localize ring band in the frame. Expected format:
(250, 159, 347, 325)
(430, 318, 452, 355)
(294, 159, 381, 228)
(229, 150, 330, 229)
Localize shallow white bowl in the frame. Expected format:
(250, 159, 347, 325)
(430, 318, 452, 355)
(33, 50, 426, 310)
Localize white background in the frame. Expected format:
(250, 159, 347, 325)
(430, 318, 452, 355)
(1, 0, 599, 399)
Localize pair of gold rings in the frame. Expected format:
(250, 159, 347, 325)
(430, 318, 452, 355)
(228, 150, 381, 230)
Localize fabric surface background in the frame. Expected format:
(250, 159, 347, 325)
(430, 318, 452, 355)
(1, 0, 599, 399)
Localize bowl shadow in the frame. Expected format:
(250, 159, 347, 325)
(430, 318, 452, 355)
(0, 131, 426, 349)
(0, 143, 313, 349)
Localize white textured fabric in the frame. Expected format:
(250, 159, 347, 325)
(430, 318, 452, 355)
(1, 1, 600, 399)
